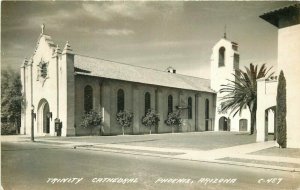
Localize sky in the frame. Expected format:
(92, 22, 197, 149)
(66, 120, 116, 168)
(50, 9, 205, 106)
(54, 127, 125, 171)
(1, 1, 295, 79)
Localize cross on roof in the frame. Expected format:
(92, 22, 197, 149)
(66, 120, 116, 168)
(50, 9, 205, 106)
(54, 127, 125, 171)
(224, 24, 227, 39)
(41, 24, 45, 34)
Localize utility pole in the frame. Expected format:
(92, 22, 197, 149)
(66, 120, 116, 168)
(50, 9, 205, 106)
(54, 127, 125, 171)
(31, 105, 36, 142)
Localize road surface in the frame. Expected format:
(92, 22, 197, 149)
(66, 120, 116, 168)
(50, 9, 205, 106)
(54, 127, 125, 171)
(1, 142, 300, 190)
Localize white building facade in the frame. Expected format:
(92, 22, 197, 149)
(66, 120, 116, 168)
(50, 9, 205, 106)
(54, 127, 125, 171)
(258, 4, 300, 148)
(210, 38, 251, 133)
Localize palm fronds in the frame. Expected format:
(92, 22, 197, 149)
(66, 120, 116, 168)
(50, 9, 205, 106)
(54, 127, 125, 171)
(219, 63, 273, 134)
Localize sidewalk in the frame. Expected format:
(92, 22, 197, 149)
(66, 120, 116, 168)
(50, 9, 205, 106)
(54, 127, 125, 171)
(2, 134, 300, 172)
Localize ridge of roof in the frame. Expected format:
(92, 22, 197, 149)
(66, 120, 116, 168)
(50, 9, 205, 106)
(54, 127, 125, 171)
(75, 53, 210, 81)
(74, 53, 214, 93)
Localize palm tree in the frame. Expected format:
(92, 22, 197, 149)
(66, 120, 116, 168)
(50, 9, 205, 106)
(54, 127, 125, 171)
(220, 63, 274, 135)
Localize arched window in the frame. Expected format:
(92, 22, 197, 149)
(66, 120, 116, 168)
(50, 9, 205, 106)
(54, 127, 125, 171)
(84, 85, 93, 112)
(219, 47, 225, 67)
(117, 89, 125, 112)
(145, 92, 151, 115)
(205, 99, 209, 131)
(188, 97, 192, 119)
(205, 99, 209, 119)
(168, 95, 173, 114)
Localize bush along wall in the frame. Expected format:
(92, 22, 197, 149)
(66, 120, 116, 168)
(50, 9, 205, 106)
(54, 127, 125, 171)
(276, 70, 287, 148)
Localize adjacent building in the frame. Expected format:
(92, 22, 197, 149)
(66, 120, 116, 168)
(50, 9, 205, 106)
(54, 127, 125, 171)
(258, 4, 300, 148)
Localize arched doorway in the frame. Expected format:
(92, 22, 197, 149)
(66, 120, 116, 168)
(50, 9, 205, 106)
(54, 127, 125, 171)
(265, 106, 276, 141)
(205, 99, 209, 131)
(219, 116, 229, 131)
(37, 99, 51, 135)
(239, 119, 248, 131)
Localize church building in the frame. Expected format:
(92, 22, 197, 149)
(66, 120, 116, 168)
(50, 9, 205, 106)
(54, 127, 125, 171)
(20, 25, 252, 137)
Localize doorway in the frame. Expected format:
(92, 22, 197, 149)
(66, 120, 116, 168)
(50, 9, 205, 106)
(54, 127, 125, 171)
(37, 99, 51, 135)
(239, 119, 248, 131)
(219, 117, 229, 131)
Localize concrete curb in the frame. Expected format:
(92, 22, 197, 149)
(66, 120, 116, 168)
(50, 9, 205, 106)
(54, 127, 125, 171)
(4, 139, 300, 173)
(73, 145, 300, 173)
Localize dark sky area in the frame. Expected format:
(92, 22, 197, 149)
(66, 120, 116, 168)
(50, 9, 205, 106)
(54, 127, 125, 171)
(1, 1, 294, 78)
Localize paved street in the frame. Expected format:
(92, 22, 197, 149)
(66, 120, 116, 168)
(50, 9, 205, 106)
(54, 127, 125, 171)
(2, 142, 300, 190)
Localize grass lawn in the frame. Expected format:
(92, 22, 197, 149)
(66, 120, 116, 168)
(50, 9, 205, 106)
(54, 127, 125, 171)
(35, 131, 257, 150)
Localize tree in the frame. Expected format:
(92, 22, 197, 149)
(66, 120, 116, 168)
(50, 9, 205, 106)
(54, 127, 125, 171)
(165, 110, 182, 133)
(142, 109, 160, 134)
(220, 63, 274, 135)
(276, 71, 287, 148)
(116, 110, 133, 135)
(1, 69, 23, 134)
(80, 110, 102, 135)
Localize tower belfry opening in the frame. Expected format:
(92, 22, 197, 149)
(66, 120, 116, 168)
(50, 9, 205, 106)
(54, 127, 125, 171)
(224, 24, 227, 39)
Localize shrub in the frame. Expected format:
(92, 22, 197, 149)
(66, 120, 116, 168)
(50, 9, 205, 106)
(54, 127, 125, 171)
(276, 70, 287, 148)
(80, 110, 102, 135)
(1, 122, 17, 135)
(142, 109, 160, 134)
(116, 110, 133, 135)
(165, 110, 182, 133)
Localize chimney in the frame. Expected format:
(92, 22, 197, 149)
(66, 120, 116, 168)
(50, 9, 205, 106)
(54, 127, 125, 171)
(166, 66, 176, 74)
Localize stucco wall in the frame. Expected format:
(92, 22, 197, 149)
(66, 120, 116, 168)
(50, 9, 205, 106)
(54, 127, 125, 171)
(74, 75, 215, 136)
(21, 35, 216, 137)
(211, 38, 251, 132)
(278, 24, 300, 148)
(21, 36, 59, 136)
(256, 79, 277, 142)
(21, 36, 77, 137)
(74, 75, 102, 136)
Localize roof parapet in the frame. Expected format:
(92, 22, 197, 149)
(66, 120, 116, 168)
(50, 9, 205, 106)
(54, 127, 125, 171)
(21, 58, 28, 68)
(53, 45, 62, 57)
(62, 41, 73, 55)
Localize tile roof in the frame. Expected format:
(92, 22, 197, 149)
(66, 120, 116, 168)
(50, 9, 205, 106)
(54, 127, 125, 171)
(260, 3, 300, 28)
(74, 54, 215, 93)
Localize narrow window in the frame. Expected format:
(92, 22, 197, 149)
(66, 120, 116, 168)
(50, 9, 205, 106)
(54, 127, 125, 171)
(205, 99, 209, 131)
(168, 95, 173, 114)
(188, 97, 192, 119)
(218, 47, 225, 67)
(205, 99, 209, 119)
(234, 53, 239, 68)
(84, 85, 93, 112)
(41, 64, 47, 78)
(145, 92, 151, 115)
(117, 89, 125, 112)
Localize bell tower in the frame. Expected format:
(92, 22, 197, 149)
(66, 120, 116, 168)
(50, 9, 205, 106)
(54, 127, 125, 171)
(210, 36, 240, 131)
(210, 37, 239, 92)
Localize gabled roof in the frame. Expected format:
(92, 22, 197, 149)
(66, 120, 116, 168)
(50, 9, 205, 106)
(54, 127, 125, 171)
(34, 34, 56, 53)
(74, 55, 214, 93)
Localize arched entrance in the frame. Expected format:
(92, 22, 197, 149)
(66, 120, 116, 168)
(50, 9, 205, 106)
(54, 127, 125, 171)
(219, 117, 230, 131)
(265, 106, 276, 141)
(37, 99, 51, 135)
(239, 119, 248, 131)
(205, 99, 209, 131)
